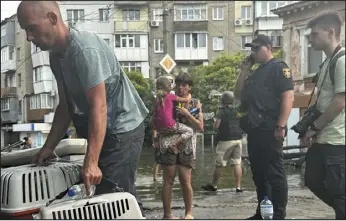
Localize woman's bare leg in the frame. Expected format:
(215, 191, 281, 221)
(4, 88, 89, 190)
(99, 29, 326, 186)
(177, 165, 194, 219)
(162, 165, 178, 219)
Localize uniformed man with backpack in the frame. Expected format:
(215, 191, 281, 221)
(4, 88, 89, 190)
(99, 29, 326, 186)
(234, 35, 294, 220)
(299, 12, 345, 220)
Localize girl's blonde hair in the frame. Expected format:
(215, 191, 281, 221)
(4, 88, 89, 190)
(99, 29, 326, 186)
(155, 77, 172, 107)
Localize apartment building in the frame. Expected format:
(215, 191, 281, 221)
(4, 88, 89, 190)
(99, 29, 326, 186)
(148, 1, 239, 79)
(234, 1, 254, 53)
(254, 1, 292, 49)
(1, 15, 19, 147)
(113, 1, 150, 78)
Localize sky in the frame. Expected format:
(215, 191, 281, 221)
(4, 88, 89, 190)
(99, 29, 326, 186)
(1, 1, 21, 21)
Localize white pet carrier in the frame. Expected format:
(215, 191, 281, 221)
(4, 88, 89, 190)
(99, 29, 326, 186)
(37, 192, 145, 219)
(1, 139, 88, 167)
(0, 162, 82, 216)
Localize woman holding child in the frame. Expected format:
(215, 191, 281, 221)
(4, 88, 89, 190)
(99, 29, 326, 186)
(153, 72, 204, 219)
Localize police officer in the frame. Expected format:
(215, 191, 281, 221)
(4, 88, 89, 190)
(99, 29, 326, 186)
(234, 35, 294, 220)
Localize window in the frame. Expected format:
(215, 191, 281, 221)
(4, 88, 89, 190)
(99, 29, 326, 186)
(1, 48, 7, 62)
(1, 26, 6, 37)
(241, 36, 253, 50)
(34, 66, 43, 83)
(212, 7, 224, 20)
(66, 9, 85, 27)
(123, 9, 140, 21)
(307, 46, 323, 75)
(30, 94, 53, 110)
(213, 37, 224, 51)
(241, 6, 251, 19)
(176, 33, 207, 48)
(174, 4, 207, 21)
(18, 73, 21, 87)
(153, 9, 163, 21)
(6, 75, 16, 87)
(115, 35, 140, 48)
(16, 47, 21, 60)
(103, 38, 110, 45)
(120, 62, 142, 73)
(154, 39, 163, 53)
(18, 100, 22, 114)
(9, 46, 14, 60)
(261, 1, 289, 16)
(99, 8, 110, 22)
(270, 36, 283, 47)
(1, 98, 9, 111)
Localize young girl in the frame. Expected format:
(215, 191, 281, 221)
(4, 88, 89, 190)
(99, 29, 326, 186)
(151, 77, 193, 154)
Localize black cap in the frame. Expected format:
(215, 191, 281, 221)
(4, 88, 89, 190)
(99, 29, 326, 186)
(244, 34, 272, 48)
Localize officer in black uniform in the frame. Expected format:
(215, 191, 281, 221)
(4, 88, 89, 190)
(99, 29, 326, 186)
(234, 35, 294, 220)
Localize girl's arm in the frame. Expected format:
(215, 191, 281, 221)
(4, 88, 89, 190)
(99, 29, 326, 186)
(175, 93, 192, 103)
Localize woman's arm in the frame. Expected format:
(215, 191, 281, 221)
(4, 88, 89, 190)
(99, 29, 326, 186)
(180, 101, 204, 132)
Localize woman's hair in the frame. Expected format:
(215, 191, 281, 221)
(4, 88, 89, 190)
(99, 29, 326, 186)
(175, 72, 193, 86)
(155, 77, 172, 107)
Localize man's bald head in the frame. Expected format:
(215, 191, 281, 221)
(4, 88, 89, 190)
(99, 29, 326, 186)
(17, 1, 61, 20)
(17, 1, 66, 51)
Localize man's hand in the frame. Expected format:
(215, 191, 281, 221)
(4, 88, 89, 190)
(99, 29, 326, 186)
(176, 106, 189, 116)
(32, 146, 55, 166)
(301, 129, 317, 147)
(274, 128, 285, 143)
(83, 156, 102, 196)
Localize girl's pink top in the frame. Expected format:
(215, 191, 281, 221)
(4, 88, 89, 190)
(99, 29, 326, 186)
(153, 93, 177, 130)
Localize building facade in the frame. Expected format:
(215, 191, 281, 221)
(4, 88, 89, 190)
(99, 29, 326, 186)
(234, 1, 254, 53)
(254, 1, 292, 49)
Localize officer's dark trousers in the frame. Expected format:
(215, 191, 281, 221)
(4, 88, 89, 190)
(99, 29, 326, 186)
(247, 129, 288, 219)
(94, 122, 145, 217)
(305, 143, 345, 220)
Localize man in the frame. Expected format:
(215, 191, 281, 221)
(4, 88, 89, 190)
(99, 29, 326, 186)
(17, 1, 148, 214)
(202, 91, 244, 193)
(234, 35, 294, 219)
(302, 12, 345, 220)
(21, 137, 33, 150)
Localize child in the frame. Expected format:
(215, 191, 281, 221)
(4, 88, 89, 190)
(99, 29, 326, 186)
(151, 77, 193, 154)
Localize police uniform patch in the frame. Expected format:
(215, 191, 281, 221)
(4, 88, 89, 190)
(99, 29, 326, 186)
(283, 68, 291, 78)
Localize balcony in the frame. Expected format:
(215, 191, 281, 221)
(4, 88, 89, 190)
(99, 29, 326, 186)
(114, 21, 148, 32)
(1, 60, 16, 74)
(114, 1, 148, 6)
(255, 17, 283, 31)
(175, 48, 208, 61)
(114, 48, 149, 61)
(31, 50, 50, 68)
(1, 87, 17, 98)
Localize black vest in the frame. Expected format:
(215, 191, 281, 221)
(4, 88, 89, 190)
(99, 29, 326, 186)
(218, 107, 243, 141)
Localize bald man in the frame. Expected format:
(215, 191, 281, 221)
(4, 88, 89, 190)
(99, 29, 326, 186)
(17, 1, 148, 214)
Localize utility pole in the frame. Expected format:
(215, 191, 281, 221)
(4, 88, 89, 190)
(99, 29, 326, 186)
(162, 2, 169, 56)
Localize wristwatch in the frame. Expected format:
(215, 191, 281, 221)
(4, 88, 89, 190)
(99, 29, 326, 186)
(275, 125, 286, 131)
(311, 122, 321, 132)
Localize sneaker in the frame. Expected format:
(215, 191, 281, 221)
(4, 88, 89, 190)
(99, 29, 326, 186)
(202, 183, 217, 191)
(245, 214, 263, 220)
(236, 188, 243, 193)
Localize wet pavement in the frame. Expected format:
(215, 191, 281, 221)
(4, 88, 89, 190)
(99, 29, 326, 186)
(136, 145, 335, 219)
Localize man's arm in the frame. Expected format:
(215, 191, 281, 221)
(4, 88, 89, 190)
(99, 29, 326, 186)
(43, 77, 71, 151)
(313, 93, 345, 129)
(74, 48, 112, 166)
(234, 60, 253, 101)
(277, 90, 294, 126)
(84, 82, 107, 166)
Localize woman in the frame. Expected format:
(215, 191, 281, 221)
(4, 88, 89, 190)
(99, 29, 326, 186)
(21, 137, 33, 150)
(155, 72, 204, 219)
